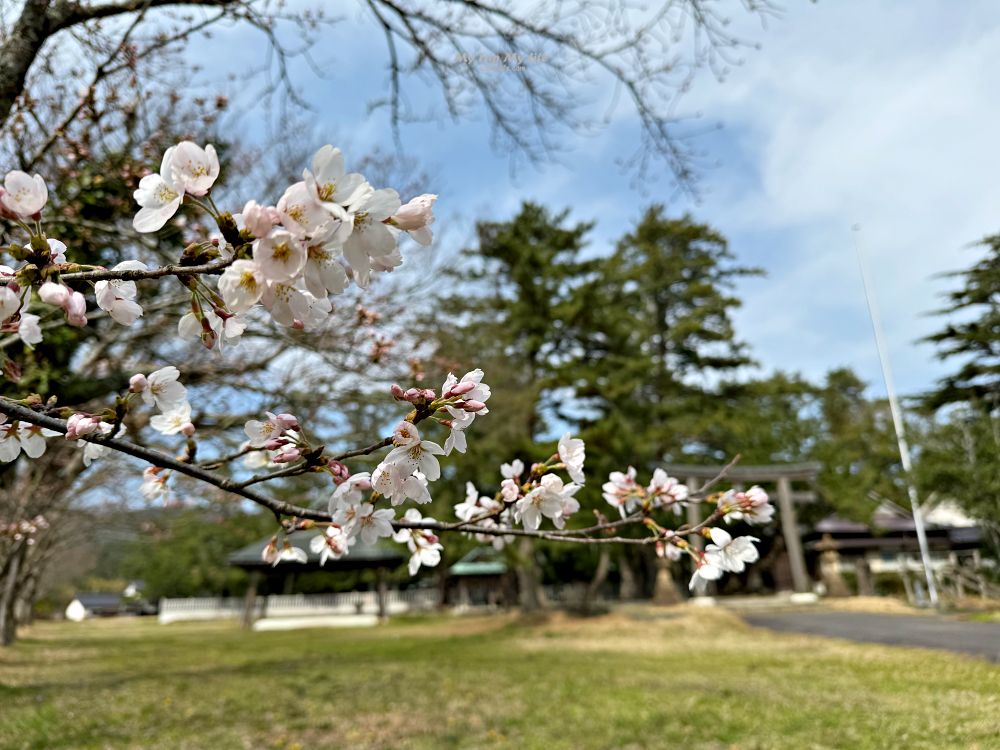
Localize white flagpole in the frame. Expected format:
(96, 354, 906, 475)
(852, 225, 939, 607)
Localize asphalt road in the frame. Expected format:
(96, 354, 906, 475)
(743, 611, 1000, 662)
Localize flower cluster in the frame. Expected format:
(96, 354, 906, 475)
(716, 486, 774, 525)
(450, 431, 588, 541)
(240, 369, 497, 572)
(393, 508, 443, 575)
(0, 515, 49, 544)
(596, 466, 773, 592)
(688, 527, 761, 593)
(144, 142, 439, 341)
(3, 366, 195, 469)
(244, 412, 303, 463)
(0, 141, 436, 373)
(0, 169, 155, 356)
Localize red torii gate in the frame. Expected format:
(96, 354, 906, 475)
(663, 462, 821, 594)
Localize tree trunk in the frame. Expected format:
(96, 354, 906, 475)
(582, 546, 611, 614)
(0, 541, 26, 646)
(618, 551, 640, 600)
(516, 538, 548, 611)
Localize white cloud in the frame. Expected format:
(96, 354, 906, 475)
(682, 1, 1000, 394)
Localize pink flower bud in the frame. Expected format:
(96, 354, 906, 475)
(181, 422, 196, 437)
(129, 374, 148, 393)
(65, 413, 100, 440)
(241, 200, 281, 238)
(390, 384, 406, 400)
(273, 413, 299, 431)
(390, 194, 437, 230)
(273, 447, 301, 463)
(64, 291, 87, 327)
(420, 388, 436, 400)
(38, 281, 69, 308)
(461, 400, 487, 412)
(328, 461, 350, 483)
(264, 438, 285, 451)
(446, 381, 475, 397)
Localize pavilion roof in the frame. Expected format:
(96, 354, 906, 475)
(449, 546, 507, 576)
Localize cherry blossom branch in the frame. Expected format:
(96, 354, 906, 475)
(330, 437, 394, 462)
(0, 398, 704, 547)
(59, 257, 235, 282)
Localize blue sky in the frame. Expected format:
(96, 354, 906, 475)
(199, 1, 1000, 398)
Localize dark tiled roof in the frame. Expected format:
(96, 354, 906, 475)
(74, 593, 122, 610)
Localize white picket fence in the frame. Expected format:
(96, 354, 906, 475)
(158, 589, 440, 624)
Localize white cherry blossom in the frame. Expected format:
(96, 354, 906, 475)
(140, 366, 187, 412)
(277, 181, 341, 241)
(0, 284, 20, 321)
(95, 260, 148, 326)
(17, 313, 42, 347)
(393, 508, 443, 575)
(218, 259, 265, 312)
(689, 553, 723, 592)
(133, 147, 182, 232)
(382, 436, 445, 481)
(178, 309, 247, 351)
(341, 188, 401, 286)
(169, 141, 220, 197)
(244, 412, 294, 448)
(303, 145, 372, 214)
(557, 432, 586, 484)
(602, 466, 639, 518)
(302, 242, 349, 298)
(150, 401, 193, 436)
(253, 229, 307, 283)
(329, 473, 372, 514)
(1, 171, 48, 217)
(647, 469, 688, 512)
(349, 503, 395, 545)
(516, 474, 580, 530)
(310, 525, 354, 565)
(705, 527, 760, 573)
(501, 459, 524, 480)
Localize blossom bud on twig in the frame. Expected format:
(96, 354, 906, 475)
(129, 374, 148, 393)
(445, 380, 475, 397)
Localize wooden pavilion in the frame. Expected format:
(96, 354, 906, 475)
(228, 529, 404, 627)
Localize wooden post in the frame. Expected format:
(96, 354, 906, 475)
(685, 477, 702, 552)
(855, 557, 875, 596)
(776, 476, 809, 594)
(241, 570, 260, 630)
(376, 568, 388, 620)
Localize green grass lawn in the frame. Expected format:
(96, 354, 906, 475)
(1, 607, 998, 749)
